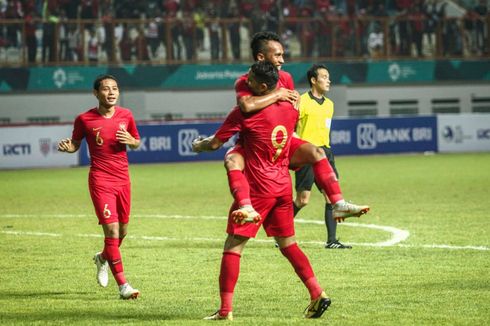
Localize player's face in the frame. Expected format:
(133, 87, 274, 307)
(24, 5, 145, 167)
(313, 68, 330, 94)
(258, 40, 285, 70)
(95, 79, 119, 108)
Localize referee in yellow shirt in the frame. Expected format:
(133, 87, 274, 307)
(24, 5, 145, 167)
(294, 64, 352, 249)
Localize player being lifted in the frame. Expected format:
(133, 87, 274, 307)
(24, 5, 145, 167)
(193, 61, 331, 320)
(58, 74, 141, 300)
(224, 31, 369, 224)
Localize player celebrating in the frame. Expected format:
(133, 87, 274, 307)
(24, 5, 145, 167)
(225, 31, 369, 223)
(58, 74, 141, 300)
(194, 61, 331, 320)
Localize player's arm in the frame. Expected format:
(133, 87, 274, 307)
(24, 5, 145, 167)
(238, 88, 299, 113)
(116, 128, 140, 149)
(192, 135, 224, 153)
(57, 138, 81, 153)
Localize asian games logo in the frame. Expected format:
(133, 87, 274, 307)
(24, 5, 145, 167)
(53, 68, 67, 88)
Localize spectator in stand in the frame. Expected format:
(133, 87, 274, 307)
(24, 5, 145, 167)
(317, 6, 334, 58)
(181, 10, 196, 60)
(424, 0, 438, 54)
(168, 10, 183, 61)
(207, 7, 220, 61)
(227, 3, 241, 60)
(4, 0, 23, 50)
(193, 6, 206, 51)
(367, 22, 384, 57)
(67, 24, 81, 61)
(474, 0, 488, 54)
(463, 8, 478, 55)
(119, 25, 133, 62)
(42, 0, 59, 63)
(87, 28, 99, 64)
(134, 26, 150, 61)
(298, 6, 315, 58)
(147, 7, 162, 59)
(102, 6, 116, 63)
(24, 8, 38, 63)
(410, 4, 425, 57)
(80, 0, 99, 30)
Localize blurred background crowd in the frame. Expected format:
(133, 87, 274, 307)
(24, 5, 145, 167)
(0, 0, 488, 65)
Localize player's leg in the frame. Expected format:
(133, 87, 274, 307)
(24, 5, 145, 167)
(115, 184, 139, 299)
(224, 146, 260, 223)
(266, 196, 330, 318)
(204, 234, 249, 321)
(322, 147, 369, 220)
(293, 164, 315, 217)
(289, 140, 344, 205)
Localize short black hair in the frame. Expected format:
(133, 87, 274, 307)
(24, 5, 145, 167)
(250, 31, 282, 61)
(250, 61, 279, 90)
(307, 64, 328, 87)
(93, 74, 118, 91)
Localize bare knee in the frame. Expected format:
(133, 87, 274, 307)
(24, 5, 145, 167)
(294, 191, 311, 208)
(224, 153, 245, 171)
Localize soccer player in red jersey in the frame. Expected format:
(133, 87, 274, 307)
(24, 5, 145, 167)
(57, 74, 141, 300)
(226, 31, 369, 223)
(194, 62, 331, 320)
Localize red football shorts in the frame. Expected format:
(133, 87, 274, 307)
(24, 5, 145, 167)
(89, 183, 131, 225)
(227, 194, 295, 238)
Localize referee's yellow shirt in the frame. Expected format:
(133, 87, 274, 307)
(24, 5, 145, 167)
(296, 91, 334, 148)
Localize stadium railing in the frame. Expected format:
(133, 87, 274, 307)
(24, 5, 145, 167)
(0, 15, 489, 67)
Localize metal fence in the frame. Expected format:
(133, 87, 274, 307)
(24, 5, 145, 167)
(1, 15, 489, 66)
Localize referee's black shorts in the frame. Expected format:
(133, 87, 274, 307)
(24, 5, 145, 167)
(294, 146, 339, 192)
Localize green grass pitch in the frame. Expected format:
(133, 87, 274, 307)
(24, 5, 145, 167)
(0, 153, 489, 325)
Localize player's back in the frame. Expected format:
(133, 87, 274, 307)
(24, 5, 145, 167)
(240, 101, 298, 197)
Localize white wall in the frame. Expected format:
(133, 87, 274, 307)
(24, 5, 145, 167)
(1, 83, 489, 123)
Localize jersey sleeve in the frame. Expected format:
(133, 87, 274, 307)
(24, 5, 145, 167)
(126, 112, 140, 140)
(214, 107, 243, 143)
(234, 75, 253, 103)
(71, 115, 85, 142)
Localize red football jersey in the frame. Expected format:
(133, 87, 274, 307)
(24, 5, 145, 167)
(215, 102, 298, 197)
(234, 70, 295, 103)
(72, 106, 140, 186)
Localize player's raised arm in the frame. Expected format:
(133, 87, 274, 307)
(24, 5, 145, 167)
(57, 138, 81, 153)
(238, 87, 299, 114)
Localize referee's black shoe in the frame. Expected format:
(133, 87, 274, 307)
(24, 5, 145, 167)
(325, 240, 352, 249)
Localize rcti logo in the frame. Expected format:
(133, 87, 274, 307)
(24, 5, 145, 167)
(357, 123, 377, 149)
(2, 143, 31, 156)
(178, 129, 200, 156)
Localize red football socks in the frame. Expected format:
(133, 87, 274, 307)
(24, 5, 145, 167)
(280, 243, 323, 300)
(313, 159, 343, 204)
(227, 170, 252, 207)
(102, 237, 127, 286)
(219, 251, 241, 315)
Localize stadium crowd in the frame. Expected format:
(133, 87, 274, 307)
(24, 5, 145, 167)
(0, 0, 488, 65)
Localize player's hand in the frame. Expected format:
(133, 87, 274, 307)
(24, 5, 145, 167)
(57, 138, 75, 153)
(276, 88, 299, 105)
(116, 128, 137, 146)
(293, 90, 301, 110)
(192, 136, 205, 152)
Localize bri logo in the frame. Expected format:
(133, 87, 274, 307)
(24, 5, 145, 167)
(357, 123, 377, 149)
(178, 129, 200, 156)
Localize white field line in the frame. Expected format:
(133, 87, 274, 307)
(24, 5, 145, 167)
(0, 214, 488, 251)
